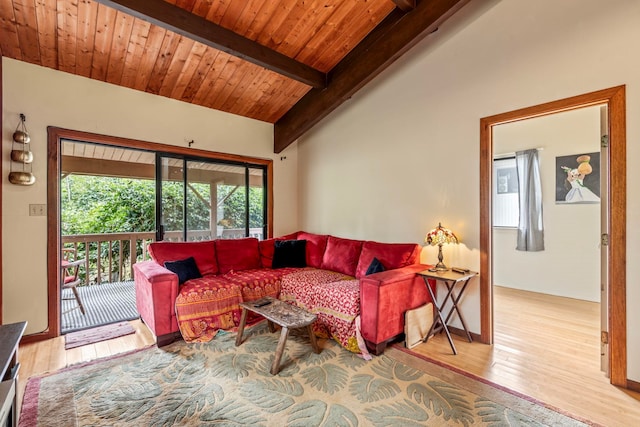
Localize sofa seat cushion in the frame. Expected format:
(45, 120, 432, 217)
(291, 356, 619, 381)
(279, 268, 352, 305)
(355, 241, 421, 279)
(175, 268, 299, 343)
(149, 240, 218, 276)
(220, 268, 300, 301)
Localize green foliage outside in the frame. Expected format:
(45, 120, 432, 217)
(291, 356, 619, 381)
(62, 175, 264, 235)
(62, 175, 264, 283)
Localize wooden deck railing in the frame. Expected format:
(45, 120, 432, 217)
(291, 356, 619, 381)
(62, 232, 155, 285)
(62, 228, 264, 285)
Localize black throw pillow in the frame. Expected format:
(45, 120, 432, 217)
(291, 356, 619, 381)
(366, 257, 386, 275)
(272, 239, 307, 269)
(164, 257, 202, 284)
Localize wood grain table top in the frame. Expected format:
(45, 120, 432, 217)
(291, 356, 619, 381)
(239, 297, 316, 329)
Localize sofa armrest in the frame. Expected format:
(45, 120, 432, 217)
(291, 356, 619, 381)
(359, 264, 433, 350)
(133, 260, 180, 340)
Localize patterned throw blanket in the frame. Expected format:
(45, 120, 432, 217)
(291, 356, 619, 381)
(279, 269, 369, 357)
(175, 267, 370, 357)
(175, 268, 296, 342)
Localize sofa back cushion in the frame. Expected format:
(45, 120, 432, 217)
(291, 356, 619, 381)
(215, 237, 261, 274)
(321, 236, 363, 277)
(258, 238, 276, 268)
(277, 231, 299, 240)
(297, 232, 328, 268)
(148, 240, 218, 276)
(355, 241, 421, 278)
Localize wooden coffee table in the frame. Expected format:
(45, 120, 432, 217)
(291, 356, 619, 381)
(235, 296, 320, 375)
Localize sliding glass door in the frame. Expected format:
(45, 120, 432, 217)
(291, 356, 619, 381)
(156, 154, 267, 242)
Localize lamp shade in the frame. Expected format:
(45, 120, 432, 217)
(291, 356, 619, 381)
(425, 223, 458, 246)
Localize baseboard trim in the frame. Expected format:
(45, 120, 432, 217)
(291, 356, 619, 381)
(20, 329, 55, 344)
(627, 378, 640, 393)
(447, 325, 483, 343)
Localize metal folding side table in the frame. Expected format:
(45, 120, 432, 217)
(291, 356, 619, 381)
(417, 269, 478, 355)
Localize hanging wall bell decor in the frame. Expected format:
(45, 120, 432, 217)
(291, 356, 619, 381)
(9, 113, 36, 186)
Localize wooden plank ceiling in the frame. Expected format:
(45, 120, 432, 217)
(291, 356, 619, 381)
(0, 0, 469, 152)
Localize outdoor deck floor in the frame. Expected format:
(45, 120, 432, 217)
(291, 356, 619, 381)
(61, 280, 139, 334)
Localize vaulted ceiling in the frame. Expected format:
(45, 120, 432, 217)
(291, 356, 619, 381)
(0, 0, 469, 152)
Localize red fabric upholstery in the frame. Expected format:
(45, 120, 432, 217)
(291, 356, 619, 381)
(355, 241, 421, 279)
(133, 260, 180, 339)
(321, 236, 363, 277)
(215, 238, 261, 273)
(296, 232, 328, 268)
(359, 264, 432, 346)
(277, 231, 299, 240)
(148, 240, 218, 276)
(258, 238, 276, 268)
(135, 231, 433, 354)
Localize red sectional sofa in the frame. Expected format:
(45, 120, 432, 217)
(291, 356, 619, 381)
(133, 231, 432, 355)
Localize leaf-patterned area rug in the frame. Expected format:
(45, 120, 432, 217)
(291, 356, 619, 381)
(21, 323, 590, 427)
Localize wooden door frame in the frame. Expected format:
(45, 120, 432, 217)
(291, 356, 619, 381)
(21, 127, 274, 343)
(0, 57, 3, 324)
(479, 86, 627, 387)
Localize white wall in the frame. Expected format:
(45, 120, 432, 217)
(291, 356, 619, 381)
(493, 106, 601, 302)
(296, 0, 640, 381)
(2, 58, 299, 334)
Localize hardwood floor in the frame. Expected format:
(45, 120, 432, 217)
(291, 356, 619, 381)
(409, 286, 640, 426)
(16, 288, 640, 426)
(17, 319, 155, 415)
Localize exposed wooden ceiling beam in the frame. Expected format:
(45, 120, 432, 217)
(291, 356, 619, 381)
(95, 0, 326, 89)
(274, 0, 471, 153)
(392, 0, 417, 12)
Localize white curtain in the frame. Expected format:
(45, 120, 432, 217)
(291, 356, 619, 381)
(515, 149, 544, 251)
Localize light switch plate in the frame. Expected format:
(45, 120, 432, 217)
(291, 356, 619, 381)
(29, 204, 46, 216)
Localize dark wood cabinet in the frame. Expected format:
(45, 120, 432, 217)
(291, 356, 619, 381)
(0, 322, 26, 427)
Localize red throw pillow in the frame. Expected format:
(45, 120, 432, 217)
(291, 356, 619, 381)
(321, 236, 363, 277)
(148, 240, 217, 276)
(215, 237, 261, 274)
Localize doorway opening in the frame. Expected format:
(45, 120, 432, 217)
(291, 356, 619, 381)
(479, 86, 627, 387)
(47, 127, 274, 340)
(490, 104, 606, 383)
(60, 141, 154, 333)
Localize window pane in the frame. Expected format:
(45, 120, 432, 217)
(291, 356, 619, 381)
(161, 157, 185, 241)
(493, 158, 519, 227)
(248, 167, 265, 240)
(216, 165, 247, 239)
(186, 160, 214, 241)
